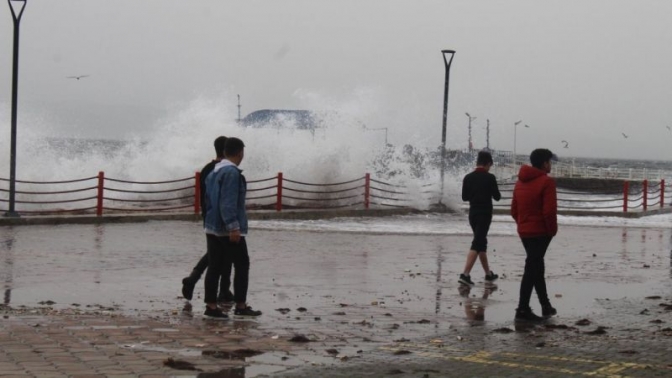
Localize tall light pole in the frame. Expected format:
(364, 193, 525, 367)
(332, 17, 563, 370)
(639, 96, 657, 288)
(513, 121, 530, 172)
(5, 0, 27, 218)
(237, 94, 241, 123)
(440, 50, 455, 202)
(486, 119, 490, 150)
(465, 112, 476, 151)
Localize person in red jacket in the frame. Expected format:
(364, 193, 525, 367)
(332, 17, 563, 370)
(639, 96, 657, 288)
(511, 148, 558, 322)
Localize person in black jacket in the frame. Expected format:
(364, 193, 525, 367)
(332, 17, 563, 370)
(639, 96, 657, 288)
(181, 136, 234, 303)
(459, 150, 501, 286)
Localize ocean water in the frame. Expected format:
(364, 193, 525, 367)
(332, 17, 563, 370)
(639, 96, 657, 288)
(1, 97, 670, 213)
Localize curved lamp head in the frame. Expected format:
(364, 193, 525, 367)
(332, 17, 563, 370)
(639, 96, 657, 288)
(8, 0, 27, 22)
(514, 120, 522, 126)
(442, 49, 455, 67)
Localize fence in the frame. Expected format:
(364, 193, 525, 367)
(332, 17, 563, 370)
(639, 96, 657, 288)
(551, 162, 671, 181)
(0, 172, 669, 216)
(0, 172, 415, 216)
(494, 179, 670, 213)
(495, 161, 672, 182)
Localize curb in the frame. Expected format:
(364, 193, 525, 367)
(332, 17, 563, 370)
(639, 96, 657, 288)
(0, 208, 426, 227)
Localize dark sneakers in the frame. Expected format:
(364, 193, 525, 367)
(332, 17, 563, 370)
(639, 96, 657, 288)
(234, 306, 262, 317)
(181, 276, 197, 301)
(459, 274, 475, 286)
(515, 308, 545, 322)
(204, 307, 229, 320)
(542, 304, 557, 318)
(485, 271, 499, 282)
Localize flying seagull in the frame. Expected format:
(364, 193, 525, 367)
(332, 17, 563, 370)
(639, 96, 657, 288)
(67, 75, 89, 80)
(561, 140, 569, 148)
(621, 133, 628, 139)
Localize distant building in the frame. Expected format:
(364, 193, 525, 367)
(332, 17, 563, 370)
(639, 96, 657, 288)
(239, 109, 321, 130)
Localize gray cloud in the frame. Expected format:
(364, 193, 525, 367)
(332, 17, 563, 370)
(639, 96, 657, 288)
(1, 0, 671, 160)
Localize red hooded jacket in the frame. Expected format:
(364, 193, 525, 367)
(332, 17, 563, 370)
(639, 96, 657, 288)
(511, 165, 558, 238)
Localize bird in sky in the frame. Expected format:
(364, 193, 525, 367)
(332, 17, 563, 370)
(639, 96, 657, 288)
(621, 133, 628, 138)
(666, 126, 671, 131)
(561, 140, 569, 148)
(67, 75, 89, 80)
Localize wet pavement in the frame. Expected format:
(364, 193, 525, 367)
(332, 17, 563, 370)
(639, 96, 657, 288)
(1, 214, 671, 377)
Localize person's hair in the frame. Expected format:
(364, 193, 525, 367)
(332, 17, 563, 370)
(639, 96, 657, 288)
(476, 151, 493, 166)
(530, 148, 554, 169)
(224, 137, 245, 158)
(213, 136, 228, 158)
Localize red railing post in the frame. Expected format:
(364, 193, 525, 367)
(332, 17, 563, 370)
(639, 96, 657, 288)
(276, 172, 283, 212)
(96, 171, 105, 216)
(622, 181, 629, 213)
(661, 179, 665, 209)
(642, 180, 648, 212)
(194, 171, 201, 215)
(364, 173, 370, 210)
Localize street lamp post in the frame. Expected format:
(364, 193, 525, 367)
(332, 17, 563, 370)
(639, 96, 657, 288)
(440, 50, 455, 203)
(5, 0, 27, 218)
(465, 112, 476, 151)
(486, 119, 490, 150)
(512, 121, 530, 172)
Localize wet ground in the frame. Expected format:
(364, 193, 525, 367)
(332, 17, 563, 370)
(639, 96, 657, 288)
(1, 214, 672, 377)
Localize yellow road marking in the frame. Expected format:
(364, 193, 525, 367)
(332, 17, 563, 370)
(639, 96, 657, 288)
(380, 343, 657, 378)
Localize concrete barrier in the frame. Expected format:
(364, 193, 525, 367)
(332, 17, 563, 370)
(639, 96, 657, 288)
(0, 208, 424, 227)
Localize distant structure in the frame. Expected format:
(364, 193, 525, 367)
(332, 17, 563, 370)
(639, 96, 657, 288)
(239, 109, 321, 130)
(237, 94, 242, 123)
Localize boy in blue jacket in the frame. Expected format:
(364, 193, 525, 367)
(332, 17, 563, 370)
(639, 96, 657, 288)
(203, 137, 261, 318)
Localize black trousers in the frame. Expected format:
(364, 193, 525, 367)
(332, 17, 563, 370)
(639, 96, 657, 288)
(468, 212, 492, 252)
(517, 236, 553, 310)
(204, 235, 249, 304)
(193, 252, 230, 295)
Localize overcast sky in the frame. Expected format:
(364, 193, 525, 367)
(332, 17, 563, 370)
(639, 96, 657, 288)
(1, 0, 672, 160)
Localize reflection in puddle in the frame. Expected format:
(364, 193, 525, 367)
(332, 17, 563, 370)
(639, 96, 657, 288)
(434, 246, 444, 317)
(202, 349, 264, 360)
(197, 367, 245, 378)
(121, 343, 203, 357)
(1, 231, 14, 306)
(458, 284, 496, 323)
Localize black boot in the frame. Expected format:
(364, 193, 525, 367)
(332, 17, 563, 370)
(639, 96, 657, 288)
(515, 307, 544, 322)
(542, 304, 557, 318)
(181, 270, 200, 301)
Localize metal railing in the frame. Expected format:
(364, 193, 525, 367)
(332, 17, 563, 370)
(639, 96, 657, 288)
(0, 172, 668, 216)
(0, 172, 409, 216)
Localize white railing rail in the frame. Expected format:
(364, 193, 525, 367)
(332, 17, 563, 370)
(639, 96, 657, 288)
(492, 153, 672, 181)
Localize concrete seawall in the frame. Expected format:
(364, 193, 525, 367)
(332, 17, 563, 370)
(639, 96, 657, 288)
(554, 177, 652, 193)
(0, 208, 423, 227)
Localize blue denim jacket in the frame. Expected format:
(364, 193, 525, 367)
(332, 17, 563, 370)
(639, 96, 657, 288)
(203, 160, 248, 236)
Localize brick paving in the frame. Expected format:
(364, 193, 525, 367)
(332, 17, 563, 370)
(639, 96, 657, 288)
(0, 307, 296, 377)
